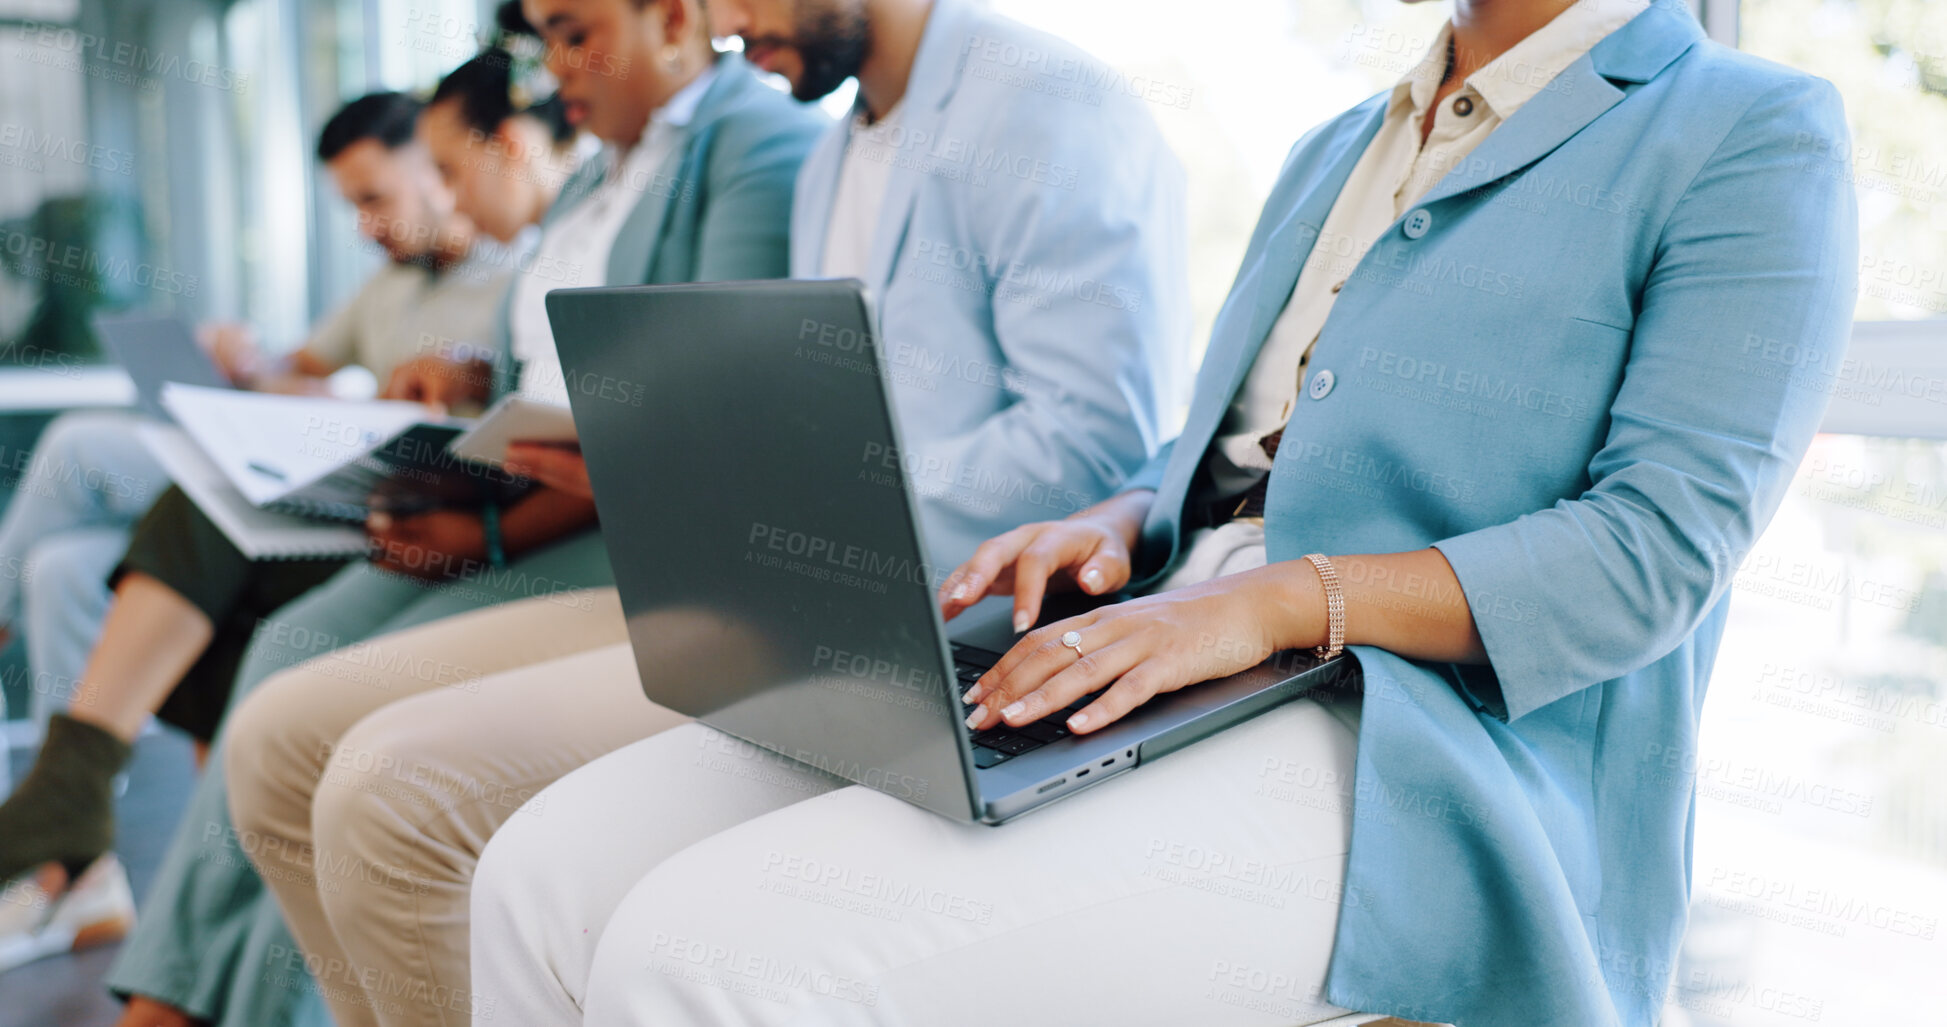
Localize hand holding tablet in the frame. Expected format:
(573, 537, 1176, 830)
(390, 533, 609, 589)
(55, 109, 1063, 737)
(502, 441, 591, 499)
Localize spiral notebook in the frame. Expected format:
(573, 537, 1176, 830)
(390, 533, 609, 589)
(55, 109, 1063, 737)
(137, 423, 368, 560)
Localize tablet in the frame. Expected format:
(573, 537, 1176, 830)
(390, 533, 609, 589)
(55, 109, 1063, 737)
(445, 395, 578, 467)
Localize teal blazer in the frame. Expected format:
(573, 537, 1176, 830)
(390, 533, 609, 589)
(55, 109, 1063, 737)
(492, 54, 828, 398)
(1126, 3, 1857, 1023)
(484, 54, 824, 587)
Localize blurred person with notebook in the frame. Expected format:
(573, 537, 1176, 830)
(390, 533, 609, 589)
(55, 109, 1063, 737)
(0, 91, 502, 725)
(0, 89, 508, 975)
(13, 9, 820, 1026)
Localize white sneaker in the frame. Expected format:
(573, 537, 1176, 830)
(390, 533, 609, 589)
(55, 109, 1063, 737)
(0, 854, 136, 974)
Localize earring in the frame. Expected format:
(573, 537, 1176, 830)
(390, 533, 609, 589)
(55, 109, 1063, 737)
(662, 44, 682, 71)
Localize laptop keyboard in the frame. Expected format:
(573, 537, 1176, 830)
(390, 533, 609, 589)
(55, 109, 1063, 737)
(951, 642, 1101, 769)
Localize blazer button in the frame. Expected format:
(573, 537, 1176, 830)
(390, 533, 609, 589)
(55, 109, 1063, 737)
(1308, 368, 1336, 400)
(1402, 208, 1432, 239)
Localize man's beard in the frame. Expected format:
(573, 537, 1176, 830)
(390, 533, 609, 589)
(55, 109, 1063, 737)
(789, 0, 870, 102)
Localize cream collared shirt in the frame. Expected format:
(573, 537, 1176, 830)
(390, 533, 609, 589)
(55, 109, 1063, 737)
(1181, 0, 1648, 580)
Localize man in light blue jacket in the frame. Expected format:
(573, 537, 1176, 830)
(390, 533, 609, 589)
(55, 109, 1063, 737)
(773, 0, 1189, 570)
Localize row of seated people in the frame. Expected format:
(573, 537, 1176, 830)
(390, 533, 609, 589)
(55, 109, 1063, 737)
(0, 0, 1856, 1024)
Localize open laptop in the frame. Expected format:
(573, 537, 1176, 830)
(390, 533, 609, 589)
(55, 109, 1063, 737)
(92, 313, 233, 419)
(548, 280, 1351, 824)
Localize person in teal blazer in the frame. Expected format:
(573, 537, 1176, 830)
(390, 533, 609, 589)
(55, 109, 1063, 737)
(102, 27, 826, 1027)
(942, 2, 1859, 1024)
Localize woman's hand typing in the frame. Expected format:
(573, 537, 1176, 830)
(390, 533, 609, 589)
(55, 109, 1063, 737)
(961, 564, 1321, 735)
(937, 489, 1154, 632)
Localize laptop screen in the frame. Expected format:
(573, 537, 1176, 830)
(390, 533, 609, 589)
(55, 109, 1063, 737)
(93, 314, 231, 419)
(549, 280, 976, 822)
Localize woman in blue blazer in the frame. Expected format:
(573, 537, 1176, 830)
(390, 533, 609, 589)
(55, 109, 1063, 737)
(524, 1, 1855, 1025)
(98, 3, 826, 1024)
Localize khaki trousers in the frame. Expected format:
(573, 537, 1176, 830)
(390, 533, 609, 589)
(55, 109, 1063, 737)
(224, 586, 685, 1027)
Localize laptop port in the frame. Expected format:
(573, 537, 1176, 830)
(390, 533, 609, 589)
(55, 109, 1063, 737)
(1037, 777, 1066, 795)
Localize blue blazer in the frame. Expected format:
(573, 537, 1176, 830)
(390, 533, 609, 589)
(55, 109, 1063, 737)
(1126, 3, 1857, 1023)
(790, 0, 1190, 569)
(478, 55, 823, 586)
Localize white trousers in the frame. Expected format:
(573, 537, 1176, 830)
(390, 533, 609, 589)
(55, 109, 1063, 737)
(471, 689, 1372, 1027)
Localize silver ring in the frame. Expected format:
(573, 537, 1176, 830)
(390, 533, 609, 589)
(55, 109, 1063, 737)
(1060, 630, 1085, 659)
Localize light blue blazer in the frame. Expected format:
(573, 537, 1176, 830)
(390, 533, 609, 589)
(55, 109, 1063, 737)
(1126, 3, 1857, 1023)
(790, 0, 1189, 569)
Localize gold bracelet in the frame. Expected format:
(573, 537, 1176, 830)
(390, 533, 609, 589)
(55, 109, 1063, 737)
(1303, 553, 1345, 661)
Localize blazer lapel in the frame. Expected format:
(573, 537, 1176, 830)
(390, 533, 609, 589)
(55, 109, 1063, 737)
(544, 156, 606, 230)
(792, 129, 844, 276)
(857, 106, 932, 301)
(1413, 59, 1625, 208)
(1416, 1, 1703, 208)
(1175, 101, 1387, 458)
(1133, 100, 1388, 571)
(605, 60, 764, 285)
(605, 133, 686, 285)
(855, 0, 972, 300)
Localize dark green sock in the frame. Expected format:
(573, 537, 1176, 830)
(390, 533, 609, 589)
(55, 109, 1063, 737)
(0, 712, 132, 886)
